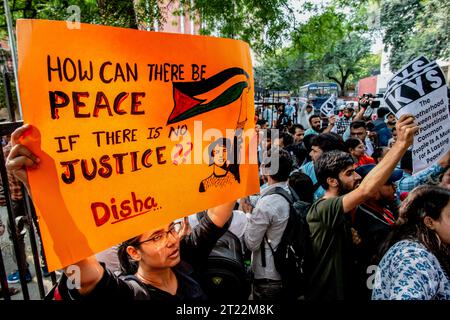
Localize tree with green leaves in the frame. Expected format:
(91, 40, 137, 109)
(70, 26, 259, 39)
(0, 0, 138, 37)
(287, 5, 377, 95)
(319, 33, 373, 96)
(0, 0, 295, 114)
(178, 0, 293, 55)
(381, 0, 450, 71)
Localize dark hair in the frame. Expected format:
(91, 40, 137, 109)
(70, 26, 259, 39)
(350, 120, 366, 131)
(262, 148, 293, 182)
(208, 138, 232, 165)
(372, 147, 389, 164)
(118, 235, 142, 275)
(440, 167, 450, 183)
(302, 134, 315, 154)
(377, 107, 390, 119)
(289, 124, 304, 135)
(315, 150, 354, 189)
(280, 132, 294, 147)
(400, 150, 413, 172)
(379, 185, 450, 275)
(311, 133, 346, 153)
(289, 171, 314, 203)
(344, 137, 362, 152)
(309, 114, 320, 124)
(256, 119, 268, 126)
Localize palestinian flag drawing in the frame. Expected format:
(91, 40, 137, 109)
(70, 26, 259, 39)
(167, 67, 250, 125)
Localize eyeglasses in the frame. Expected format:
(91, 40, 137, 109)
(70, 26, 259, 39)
(137, 222, 182, 247)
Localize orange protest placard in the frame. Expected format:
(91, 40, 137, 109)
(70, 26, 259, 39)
(17, 19, 259, 271)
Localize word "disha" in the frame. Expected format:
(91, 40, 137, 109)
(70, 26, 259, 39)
(91, 192, 158, 227)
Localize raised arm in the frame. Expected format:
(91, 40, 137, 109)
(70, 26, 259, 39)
(180, 200, 235, 267)
(6, 124, 39, 192)
(6, 124, 105, 296)
(206, 200, 235, 228)
(323, 115, 336, 133)
(342, 114, 418, 213)
(352, 102, 368, 122)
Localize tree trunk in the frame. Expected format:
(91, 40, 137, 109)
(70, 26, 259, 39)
(327, 69, 351, 97)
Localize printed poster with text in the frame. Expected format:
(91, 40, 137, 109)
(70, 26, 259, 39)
(384, 56, 449, 173)
(17, 19, 259, 271)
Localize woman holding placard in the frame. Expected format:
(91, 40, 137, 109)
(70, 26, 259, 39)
(6, 124, 235, 301)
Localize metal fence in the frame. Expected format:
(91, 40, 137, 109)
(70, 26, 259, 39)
(0, 59, 58, 300)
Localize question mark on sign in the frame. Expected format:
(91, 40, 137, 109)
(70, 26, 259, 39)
(181, 142, 193, 164)
(172, 142, 194, 165)
(172, 144, 184, 165)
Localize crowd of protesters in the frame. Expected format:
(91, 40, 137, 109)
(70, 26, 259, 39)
(251, 97, 449, 300)
(2, 94, 450, 301)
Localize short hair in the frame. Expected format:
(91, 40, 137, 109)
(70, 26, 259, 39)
(311, 133, 346, 153)
(256, 119, 268, 126)
(280, 132, 294, 147)
(289, 124, 304, 135)
(344, 137, 362, 152)
(289, 171, 314, 204)
(350, 120, 366, 131)
(276, 124, 288, 131)
(400, 150, 413, 172)
(309, 114, 320, 124)
(315, 151, 354, 189)
(377, 107, 390, 118)
(261, 148, 293, 182)
(386, 112, 395, 118)
(302, 134, 316, 154)
(208, 138, 232, 165)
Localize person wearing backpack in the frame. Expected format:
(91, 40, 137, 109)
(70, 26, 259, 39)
(243, 149, 293, 301)
(306, 114, 419, 300)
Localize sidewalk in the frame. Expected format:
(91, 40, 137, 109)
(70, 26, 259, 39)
(0, 206, 59, 300)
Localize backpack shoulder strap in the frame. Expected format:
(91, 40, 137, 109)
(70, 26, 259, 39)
(260, 186, 294, 268)
(261, 186, 294, 204)
(261, 234, 275, 268)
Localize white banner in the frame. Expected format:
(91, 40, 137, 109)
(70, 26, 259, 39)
(384, 56, 449, 173)
(320, 94, 336, 117)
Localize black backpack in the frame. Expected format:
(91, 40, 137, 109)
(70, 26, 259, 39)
(260, 186, 312, 299)
(196, 212, 251, 301)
